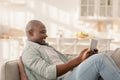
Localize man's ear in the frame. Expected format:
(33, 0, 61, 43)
(28, 29, 34, 36)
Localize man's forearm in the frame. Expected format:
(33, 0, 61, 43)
(56, 57, 82, 77)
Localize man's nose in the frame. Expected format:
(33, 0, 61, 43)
(45, 34, 48, 38)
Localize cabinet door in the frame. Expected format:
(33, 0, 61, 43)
(80, 0, 113, 18)
(80, 0, 95, 16)
(99, 0, 113, 17)
(81, 6, 87, 16)
(88, 0, 95, 16)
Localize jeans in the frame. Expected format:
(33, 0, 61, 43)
(64, 53, 120, 80)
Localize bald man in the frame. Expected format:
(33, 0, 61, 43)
(25, 20, 47, 45)
(21, 20, 120, 80)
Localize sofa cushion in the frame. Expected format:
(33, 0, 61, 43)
(0, 60, 20, 80)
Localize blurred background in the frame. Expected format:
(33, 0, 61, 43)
(0, 0, 120, 61)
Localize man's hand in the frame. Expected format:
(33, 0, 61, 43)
(56, 48, 98, 77)
(79, 48, 98, 61)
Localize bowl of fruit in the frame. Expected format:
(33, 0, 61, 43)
(76, 32, 89, 39)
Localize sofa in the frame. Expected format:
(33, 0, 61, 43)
(0, 59, 104, 80)
(0, 57, 104, 80)
(0, 54, 76, 80)
(0, 60, 20, 80)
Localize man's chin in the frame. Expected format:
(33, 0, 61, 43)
(41, 43, 46, 45)
(40, 42, 46, 45)
(35, 41, 46, 45)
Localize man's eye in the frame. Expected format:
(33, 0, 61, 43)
(40, 31, 46, 34)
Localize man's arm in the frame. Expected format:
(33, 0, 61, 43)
(56, 48, 90, 77)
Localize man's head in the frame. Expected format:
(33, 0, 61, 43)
(26, 20, 47, 45)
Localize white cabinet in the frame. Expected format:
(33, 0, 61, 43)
(80, 0, 95, 16)
(79, 0, 119, 19)
(99, 0, 113, 17)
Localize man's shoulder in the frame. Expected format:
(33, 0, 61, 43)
(25, 41, 42, 49)
(23, 41, 50, 55)
(22, 41, 42, 54)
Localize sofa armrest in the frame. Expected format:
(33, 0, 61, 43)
(0, 60, 20, 80)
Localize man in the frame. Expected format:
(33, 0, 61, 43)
(21, 20, 120, 80)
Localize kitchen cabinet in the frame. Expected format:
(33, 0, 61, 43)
(79, 0, 120, 19)
(80, 0, 95, 16)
